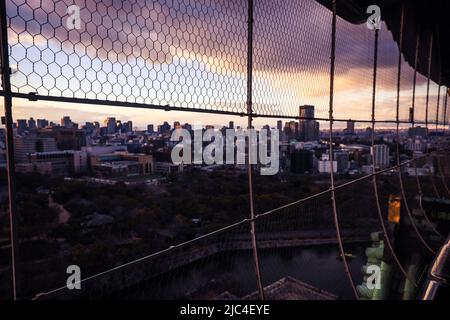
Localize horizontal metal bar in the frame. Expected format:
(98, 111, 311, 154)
(1, 91, 448, 126)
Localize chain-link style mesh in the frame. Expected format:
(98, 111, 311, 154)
(4, 0, 445, 122)
(252, 0, 331, 119)
(8, 0, 248, 113)
(1, 0, 450, 301)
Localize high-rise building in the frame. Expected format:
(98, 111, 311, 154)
(61, 116, 73, 128)
(365, 127, 373, 139)
(121, 121, 132, 133)
(371, 144, 390, 169)
(229, 121, 234, 129)
(277, 120, 283, 132)
(28, 118, 36, 130)
(17, 119, 27, 134)
(299, 105, 319, 142)
(83, 122, 95, 134)
(104, 117, 116, 134)
(158, 121, 171, 134)
(288, 121, 299, 139)
(346, 120, 355, 134)
(37, 119, 49, 129)
(299, 105, 314, 119)
(334, 151, 349, 173)
(147, 124, 154, 133)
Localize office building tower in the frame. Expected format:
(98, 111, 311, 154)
(121, 121, 132, 133)
(299, 105, 314, 119)
(158, 121, 171, 134)
(17, 119, 28, 134)
(371, 144, 390, 169)
(277, 120, 283, 132)
(37, 119, 49, 129)
(299, 105, 319, 142)
(182, 123, 192, 131)
(61, 116, 73, 128)
(28, 118, 36, 130)
(334, 151, 349, 173)
(104, 117, 116, 134)
(346, 120, 355, 134)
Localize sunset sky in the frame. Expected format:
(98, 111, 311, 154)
(1, 0, 446, 129)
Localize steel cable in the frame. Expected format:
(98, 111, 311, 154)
(394, 8, 435, 255)
(328, 0, 359, 300)
(370, 26, 417, 287)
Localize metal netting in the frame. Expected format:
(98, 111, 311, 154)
(252, 0, 331, 119)
(7, 0, 248, 113)
(5, 0, 444, 123)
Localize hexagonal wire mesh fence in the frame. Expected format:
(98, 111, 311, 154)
(0, 0, 449, 300)
(2, 0, 446, 123)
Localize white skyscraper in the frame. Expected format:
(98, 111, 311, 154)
(371, 144, 390, 169)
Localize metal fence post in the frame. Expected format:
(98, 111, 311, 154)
(246, 0, 265, 300)
(0, 0, 19, 300)
(328, 0, 359, 300)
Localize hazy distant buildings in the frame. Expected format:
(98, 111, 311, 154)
(147, 124, 154, 134)
(408, 126, 427, 139)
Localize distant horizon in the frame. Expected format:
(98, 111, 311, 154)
(7, 107, 440, 132)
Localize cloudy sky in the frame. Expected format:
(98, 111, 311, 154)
(1, 0, 446, 129)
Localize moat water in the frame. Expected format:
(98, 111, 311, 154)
(120, 243, 368, 299)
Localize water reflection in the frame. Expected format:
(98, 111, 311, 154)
(121, 243, 367, 299)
